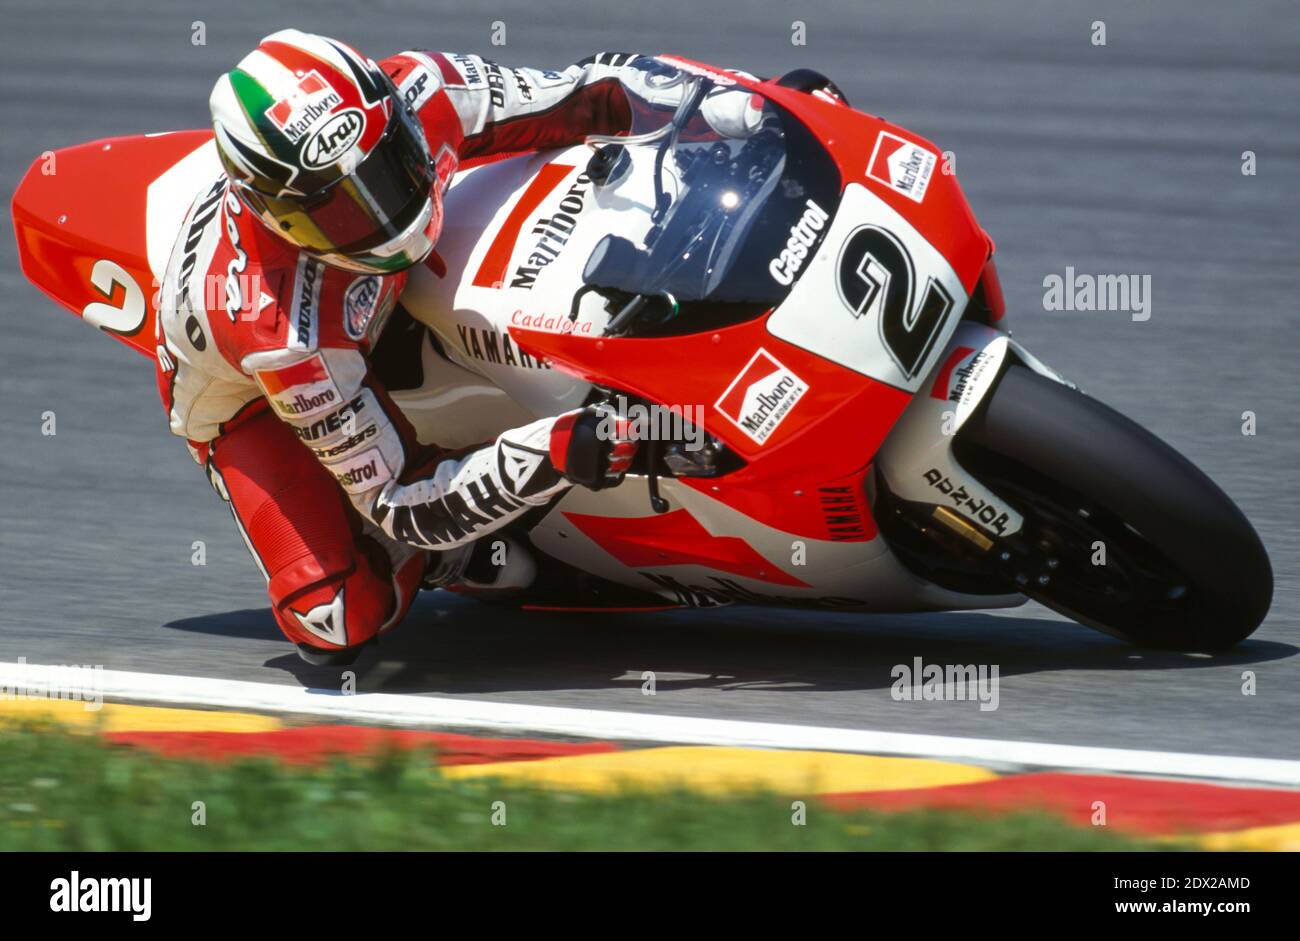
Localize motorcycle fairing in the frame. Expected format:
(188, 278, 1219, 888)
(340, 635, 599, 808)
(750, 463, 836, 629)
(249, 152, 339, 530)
(12, 131, 216, 359)
(876, 322, 1026, 538)
(529, 467, 1024, 611)
(9, 56, 1034, 617)
(404, 149, 602, 421)
(494, 71, 1006, 577)
(651, 55, 993, 285)
(513, 315, 912, 470)
(765, 183, 970, 393)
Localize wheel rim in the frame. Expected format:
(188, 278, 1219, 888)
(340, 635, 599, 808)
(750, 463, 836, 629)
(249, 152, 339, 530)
(981, 470, 1197, 639)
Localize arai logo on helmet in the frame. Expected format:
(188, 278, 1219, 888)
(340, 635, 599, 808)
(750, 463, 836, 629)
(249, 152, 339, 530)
(302, 109, 365, 170)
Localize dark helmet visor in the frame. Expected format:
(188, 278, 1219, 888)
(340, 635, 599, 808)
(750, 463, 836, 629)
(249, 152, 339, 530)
(238, 98, 435, 257)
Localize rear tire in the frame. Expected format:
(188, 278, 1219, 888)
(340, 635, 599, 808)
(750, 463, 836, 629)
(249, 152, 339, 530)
(957, 365, 1272, 650)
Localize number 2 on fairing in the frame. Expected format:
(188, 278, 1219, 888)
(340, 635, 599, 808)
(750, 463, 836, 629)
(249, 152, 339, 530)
(836, 225, 954, 379)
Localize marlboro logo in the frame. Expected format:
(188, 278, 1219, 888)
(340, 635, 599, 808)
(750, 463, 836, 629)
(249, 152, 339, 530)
(265, 71, 342, 144)
(929, 346, 993, 405)
(258, 353, 341, 420)
(714, 349, 808, 445)
(866, 131, 937, 204)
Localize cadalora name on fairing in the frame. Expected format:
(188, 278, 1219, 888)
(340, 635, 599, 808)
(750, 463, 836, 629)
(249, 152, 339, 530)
(510, 309, 595, 334)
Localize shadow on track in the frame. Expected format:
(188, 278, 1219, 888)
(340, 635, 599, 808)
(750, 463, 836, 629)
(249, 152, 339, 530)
(162, 592, 1298, 695)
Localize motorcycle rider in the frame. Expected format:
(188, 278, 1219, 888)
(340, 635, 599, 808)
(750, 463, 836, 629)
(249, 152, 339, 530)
(155, 31, 674, 664)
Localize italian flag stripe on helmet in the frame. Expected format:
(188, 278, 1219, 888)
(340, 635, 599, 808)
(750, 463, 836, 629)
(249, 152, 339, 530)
(226, 68, 298, 165)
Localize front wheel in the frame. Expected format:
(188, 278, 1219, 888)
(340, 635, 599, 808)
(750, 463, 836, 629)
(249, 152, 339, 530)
(955, 365, 1272, 650)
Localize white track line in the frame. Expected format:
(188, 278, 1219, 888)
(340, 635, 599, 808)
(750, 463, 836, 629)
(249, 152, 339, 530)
(3, 661, 1298, 787)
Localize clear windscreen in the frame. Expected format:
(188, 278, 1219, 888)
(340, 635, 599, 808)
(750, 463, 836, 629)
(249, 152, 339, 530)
(579, 59, 842, 333)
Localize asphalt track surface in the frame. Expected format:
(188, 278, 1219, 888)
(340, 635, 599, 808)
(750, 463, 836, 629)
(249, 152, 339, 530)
(2, 0, 1297, 762)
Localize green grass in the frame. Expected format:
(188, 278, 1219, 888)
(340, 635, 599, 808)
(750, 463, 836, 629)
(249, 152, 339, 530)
(0, 724, 1176, 851)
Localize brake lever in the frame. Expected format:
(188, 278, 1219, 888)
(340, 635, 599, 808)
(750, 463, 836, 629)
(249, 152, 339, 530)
(644, 438, 670, 513)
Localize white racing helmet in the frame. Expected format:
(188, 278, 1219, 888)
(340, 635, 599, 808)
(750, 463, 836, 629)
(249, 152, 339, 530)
(210, 29, 441, 274)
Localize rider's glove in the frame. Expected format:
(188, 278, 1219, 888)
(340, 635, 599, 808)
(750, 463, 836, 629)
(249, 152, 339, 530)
(700, 85, 764, 139)
(549, 404, 639, 490)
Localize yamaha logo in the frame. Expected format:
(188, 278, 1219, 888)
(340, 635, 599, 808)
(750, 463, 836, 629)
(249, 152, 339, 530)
(301, 109, 365, 170)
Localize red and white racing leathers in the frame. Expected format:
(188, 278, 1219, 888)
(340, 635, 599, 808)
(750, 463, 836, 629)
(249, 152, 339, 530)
(155, 51, 649, 654)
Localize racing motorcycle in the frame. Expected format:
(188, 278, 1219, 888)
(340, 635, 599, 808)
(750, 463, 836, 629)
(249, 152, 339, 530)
(11, 55, 1273, 651)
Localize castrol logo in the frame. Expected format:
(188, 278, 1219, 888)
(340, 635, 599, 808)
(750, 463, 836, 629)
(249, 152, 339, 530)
(768, 199, 829, 286)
